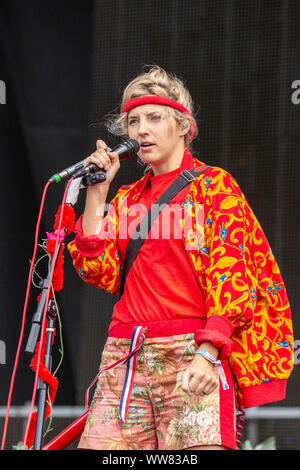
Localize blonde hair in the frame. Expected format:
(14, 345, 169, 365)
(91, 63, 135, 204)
(105, 65, 198, 151)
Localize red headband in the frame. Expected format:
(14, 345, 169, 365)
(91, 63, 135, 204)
(122, 96, 196, 139)
(123, 96, 191, 114)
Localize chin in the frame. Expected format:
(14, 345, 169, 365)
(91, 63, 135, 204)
(139, 154, 160, 165)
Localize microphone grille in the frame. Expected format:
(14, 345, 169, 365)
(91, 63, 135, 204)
(126, 138, 140, 155)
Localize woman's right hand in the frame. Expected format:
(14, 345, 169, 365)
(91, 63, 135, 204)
(83, 139, 120, 188)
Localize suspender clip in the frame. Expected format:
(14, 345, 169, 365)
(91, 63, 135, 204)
(181, 170, 195, 183)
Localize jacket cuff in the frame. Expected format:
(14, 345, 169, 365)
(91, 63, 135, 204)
(240, 380, 287, 409)
(73, 215, 106, 258)
(194, 315, 235, 360)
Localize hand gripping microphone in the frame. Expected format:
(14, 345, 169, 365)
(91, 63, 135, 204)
(48, 139, 139, 184)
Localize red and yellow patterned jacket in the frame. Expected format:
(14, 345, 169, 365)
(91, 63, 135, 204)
(67, 151, 294, 408)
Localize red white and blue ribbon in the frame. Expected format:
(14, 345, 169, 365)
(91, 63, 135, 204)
(85, 326, 147, 423)
(118, 326, 146, 422)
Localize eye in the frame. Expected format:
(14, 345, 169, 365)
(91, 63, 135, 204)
(128, 119, 138, 126)
(151, 114, 161, 120)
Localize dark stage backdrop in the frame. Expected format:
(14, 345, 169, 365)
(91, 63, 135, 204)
(0, 0, 299, 450)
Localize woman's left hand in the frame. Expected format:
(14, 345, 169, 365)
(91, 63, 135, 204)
(181, 353, 219, 396)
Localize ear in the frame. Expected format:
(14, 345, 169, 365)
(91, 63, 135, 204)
(179, 116, 193, 137)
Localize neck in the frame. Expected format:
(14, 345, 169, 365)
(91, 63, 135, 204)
(151, 145, 186, 176)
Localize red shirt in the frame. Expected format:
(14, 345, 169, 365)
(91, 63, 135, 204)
(110, 162, 206, 332)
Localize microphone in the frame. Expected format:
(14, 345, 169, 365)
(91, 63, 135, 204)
(48, 138, 139, 183)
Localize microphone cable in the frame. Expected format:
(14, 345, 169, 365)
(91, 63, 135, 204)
(236, 406, 246, 449)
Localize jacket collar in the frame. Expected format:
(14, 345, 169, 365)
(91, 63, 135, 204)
(136, 149, 197, 201)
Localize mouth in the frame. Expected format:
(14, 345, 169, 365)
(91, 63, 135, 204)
(140, 142, 155, 150)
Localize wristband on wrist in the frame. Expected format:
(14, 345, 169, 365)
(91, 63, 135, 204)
(195, 348, 229, 390)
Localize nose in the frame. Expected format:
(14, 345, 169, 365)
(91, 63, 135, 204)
(137, 117, 149, 136)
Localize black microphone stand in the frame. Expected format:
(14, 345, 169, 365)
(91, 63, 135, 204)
(25, 244, 61, 450)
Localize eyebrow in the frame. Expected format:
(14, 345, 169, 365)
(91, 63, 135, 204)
(128, 111, 161, 119)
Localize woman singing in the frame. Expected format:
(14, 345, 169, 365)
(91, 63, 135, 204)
(67, 66, 293, 451)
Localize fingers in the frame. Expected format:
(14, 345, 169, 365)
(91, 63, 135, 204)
(182, 369, 218, 396)
(84, 153, 111, 171)
(84, 140, 115, 171)
(190, 373, 218, 396)
(199, 379, 218, 396)
(181, 370, 191, 394)
(96, 139, 107, 152)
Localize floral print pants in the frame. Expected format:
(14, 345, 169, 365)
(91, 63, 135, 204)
(78, 330, 237, 450)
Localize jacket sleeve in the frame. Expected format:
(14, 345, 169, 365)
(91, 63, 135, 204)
(194, 168, 256, 359)
(67, 189, 123, 295)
